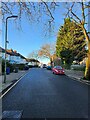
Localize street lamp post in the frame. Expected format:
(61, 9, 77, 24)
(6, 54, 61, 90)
(4, 15, 18, 83)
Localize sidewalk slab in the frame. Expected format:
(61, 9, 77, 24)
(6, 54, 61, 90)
(65, 69, 90, 85)
(0, 70, 29, 93)
(65, 69, 84, 79)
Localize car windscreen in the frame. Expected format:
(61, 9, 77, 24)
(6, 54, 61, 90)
(55, 66, 62, 69)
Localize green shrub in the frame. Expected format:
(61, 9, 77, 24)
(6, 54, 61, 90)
(33, 65, 39, 67)
(2, 59, 15, 73)
(2, 59, 26, 73)
(70, 65, 85, 71)
(16, 64, 25, 70)
(62, 64, 71, 69)
(29, 65, 33, 68)
(7, 62, 15, 72)
(2, 59, 5, 73)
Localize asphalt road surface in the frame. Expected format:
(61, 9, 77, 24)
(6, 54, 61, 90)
(2, 68, 89, 119)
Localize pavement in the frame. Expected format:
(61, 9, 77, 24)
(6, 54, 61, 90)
(65, 69, 84, 80)
(0, 68, 89, 96)
(65, 69, 90, 85)
(0, 70, 29, 94)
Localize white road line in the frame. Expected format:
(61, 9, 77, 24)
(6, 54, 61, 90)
(0, 70, 30, 99)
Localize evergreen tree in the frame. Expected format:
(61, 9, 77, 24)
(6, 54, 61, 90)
(56, 18, 87, 67)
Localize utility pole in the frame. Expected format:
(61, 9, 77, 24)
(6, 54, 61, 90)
(4, 15, 18, 83)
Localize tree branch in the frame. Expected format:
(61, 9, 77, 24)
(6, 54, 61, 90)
(81, 2, 85, 24)
(70, 10, 81, 23)
(41, 0, 54, 22)
(2, 2, 13, 15)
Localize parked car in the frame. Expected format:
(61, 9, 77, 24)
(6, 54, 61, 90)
(24, 65, 29, 70)
(52, 66, 65, 75)
(43, 64, 47, 68)
(47, 66, 52, 70)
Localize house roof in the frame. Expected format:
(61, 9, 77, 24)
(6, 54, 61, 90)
(26, 58, 40, 63)
(0, 46, 27, 60)
(6, 49, 19, 56)
(18, 53, 26, 59)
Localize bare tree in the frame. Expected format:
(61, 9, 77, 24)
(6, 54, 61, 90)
(1, 2, 59, 32)
(38, 43, 56, 65)
(27, 50, 40, 66)
(28, 50, 39, 60)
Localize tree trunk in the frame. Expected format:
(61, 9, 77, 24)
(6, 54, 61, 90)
(50, 56, 54, 67)
(82, 25, 90, 80)
(50, 57, 53, 67)
(85, 41, 90, 80)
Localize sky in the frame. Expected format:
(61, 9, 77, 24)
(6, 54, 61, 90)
(1, 2, 88, 64)
(1, 2, 66, 64)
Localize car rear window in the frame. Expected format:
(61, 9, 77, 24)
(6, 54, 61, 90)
(55, 66, 62, 69)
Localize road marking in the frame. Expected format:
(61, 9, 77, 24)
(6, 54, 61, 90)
(2, 110, 23, 119)
(0, 70, 30, 99)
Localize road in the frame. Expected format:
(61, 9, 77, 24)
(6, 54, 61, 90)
(2, 68, 89, 119)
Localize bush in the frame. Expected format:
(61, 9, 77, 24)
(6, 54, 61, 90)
(2, 59, 27, 73)
(2, 59, 15, 73)
(28, 65, 39, 68)
(62, 64, 71, 69)
(2, 59, 5, 73)
(70, 64, 85, 71)
(29, 65, 33, 68)
(16, 64, 25, 70)
(7, 62, 15, 72)
(33, 65, 39, 68)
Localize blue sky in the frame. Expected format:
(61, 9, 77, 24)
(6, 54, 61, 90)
(1, 2, 66, 63)
(1, 2, 88, 64)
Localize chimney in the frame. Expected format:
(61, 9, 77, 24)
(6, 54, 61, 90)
(14, 50, 17, 53)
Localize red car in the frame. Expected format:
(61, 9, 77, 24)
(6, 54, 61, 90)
(52, 66, 65, 75)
